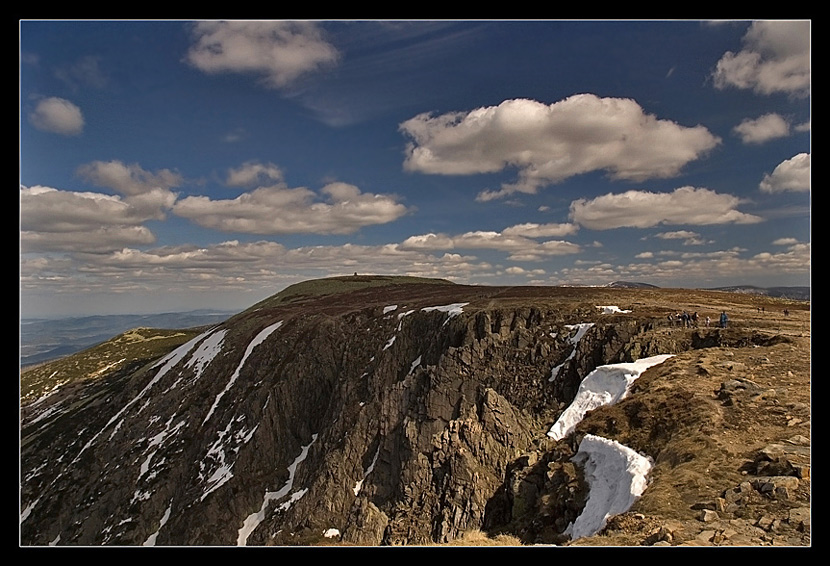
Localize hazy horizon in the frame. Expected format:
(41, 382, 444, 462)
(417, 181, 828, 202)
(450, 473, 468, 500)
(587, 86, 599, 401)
(19, 277, 811, 319)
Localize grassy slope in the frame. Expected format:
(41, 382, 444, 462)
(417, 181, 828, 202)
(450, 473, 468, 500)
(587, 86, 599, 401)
(20, 327, 207, 405)
(241, 275, 455, 312)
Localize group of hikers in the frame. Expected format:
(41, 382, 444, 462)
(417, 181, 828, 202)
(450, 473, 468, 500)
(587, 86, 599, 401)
(667, 305, 795, 330)
(667, 310, 729, 328)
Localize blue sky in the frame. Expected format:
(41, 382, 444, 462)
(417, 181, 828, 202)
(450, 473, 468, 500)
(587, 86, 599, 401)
(20, 20, 811, 317)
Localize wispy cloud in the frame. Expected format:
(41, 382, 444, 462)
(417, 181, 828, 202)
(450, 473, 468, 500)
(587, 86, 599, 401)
(653, 230, 713, 246)
(20, 239, 494, 300)
(54, 55, 108, 90)
(284, 21, 490, 127)
(224, 161, 285, 187)
(555, 241, 810, 287)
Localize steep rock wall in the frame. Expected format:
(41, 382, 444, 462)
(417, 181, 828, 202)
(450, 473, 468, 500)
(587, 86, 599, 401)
(21, 292, 734, 547)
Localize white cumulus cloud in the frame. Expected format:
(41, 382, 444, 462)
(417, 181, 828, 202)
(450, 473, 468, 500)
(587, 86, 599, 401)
(75, 160, 181, 220)
(759, 153, 810, 193)
(76, 160, 183, 197)
(569, 187, 763, 230)
(20, 185, 158, 253)
(399, 94, 721, 201)
(501, 222, 579, 238)
(400, 226, 581, 261)
(712, 20, 810, 97)
(28, 97, 84, 135)
(22, 161, 186, 255)
(172, 181, 409, 235)
(184, 20, 340, 89)
(733, 113, 791, 144)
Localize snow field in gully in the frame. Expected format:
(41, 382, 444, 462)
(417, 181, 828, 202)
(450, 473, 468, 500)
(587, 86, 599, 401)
(547, 307, 673, 539)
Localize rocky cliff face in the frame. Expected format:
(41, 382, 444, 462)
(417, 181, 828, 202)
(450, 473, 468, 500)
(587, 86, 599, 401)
(19, 278, 811, 546)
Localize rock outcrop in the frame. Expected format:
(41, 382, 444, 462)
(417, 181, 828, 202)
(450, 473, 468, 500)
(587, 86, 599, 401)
(19, 278, 810, 547)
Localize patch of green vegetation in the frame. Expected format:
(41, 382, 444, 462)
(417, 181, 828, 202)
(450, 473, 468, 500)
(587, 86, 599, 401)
(20, 327, 205, 405)
(242, 275, 455, 312)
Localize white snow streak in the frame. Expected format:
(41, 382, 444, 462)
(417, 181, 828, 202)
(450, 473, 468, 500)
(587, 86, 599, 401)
(142, 504, 172, 546)
(203, 321, 282, 425)
(598, 305, 632, 314)
(408, 355, 422, 375)
(28, 376, 69, 408)
(548, 323, 594, 382)
(20, 498, 39, 524)
(353, 446, 380, 496)
(566, 434, 653, 540)
(76, 329, 214, 459)
(421, 302, 468, 318)
(138, 417, 186, 479)
(383, 305, 398, 314)
(396, 309, 415, 330)
(237, 434, 318, 546)
(548, 354, 673, 441)
(199, 415, 258, 502)
(185, 328, 227, 380)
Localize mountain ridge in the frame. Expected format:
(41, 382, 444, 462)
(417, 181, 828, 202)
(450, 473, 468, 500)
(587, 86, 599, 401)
(20, 279, 810, 547)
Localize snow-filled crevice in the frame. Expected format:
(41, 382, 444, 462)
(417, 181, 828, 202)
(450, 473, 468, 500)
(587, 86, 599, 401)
(565, 434, 653, 540)
(548, 323, 594, 382)
(542, 314, 673, 541)
(237, 434, 318, 546)
(548, 354, 674, 441)
(203, 321, 282, 425)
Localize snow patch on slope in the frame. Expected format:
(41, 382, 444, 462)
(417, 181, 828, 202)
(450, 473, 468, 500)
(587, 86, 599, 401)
(597, 305, 632, 314)
(566, 434, 653, 539)
(408, 355, 422, 375)
(203, 321, 282, 425)
(353, 446, 380, 496)
(237, 434, 318, 546)
(199, 414, 259, 502)
(548, 323, 594, 382)
(185, 328, 228, 380)
(143, 504, 172, 546)
(548, 354, 673, 441)
(77, 328, 215, 459)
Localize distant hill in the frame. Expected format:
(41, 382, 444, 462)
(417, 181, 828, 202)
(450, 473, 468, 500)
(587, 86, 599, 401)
(706, 285, 810, 301)
(20, 309, 236, 367)
(603, 281, 809, 301)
